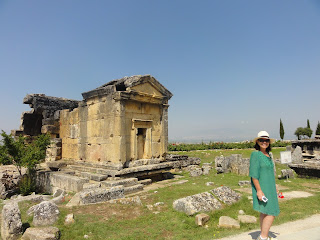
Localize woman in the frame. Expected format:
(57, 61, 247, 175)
(250, 131, 279, 240)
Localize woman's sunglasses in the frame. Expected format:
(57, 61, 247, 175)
(258, 139, 270, 143)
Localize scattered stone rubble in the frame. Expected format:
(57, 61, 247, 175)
(0, 165, 27, 199)
(215, 154, 250, 175)
(1, 190, 66, 240)
(218, 210, 257, 228)
(289, 141, 320, 178)
(184, 162, 213, 177)
(35, 154, 201, 198)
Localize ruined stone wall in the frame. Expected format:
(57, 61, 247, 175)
(292, 139, 320, 156)
(60, 94, 120, 163)
(60, 97, 168, 164)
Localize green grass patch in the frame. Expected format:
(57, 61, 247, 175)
(0, 148, 319, 239)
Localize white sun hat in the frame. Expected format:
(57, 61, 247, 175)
(253, 130, 276, 144)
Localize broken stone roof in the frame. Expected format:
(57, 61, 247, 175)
(23, 94, 80, 114)
(82, 75, 173, 100)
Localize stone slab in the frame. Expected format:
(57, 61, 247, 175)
(50, 172, 89, 192)
(218, 216, 240, 229)
(173, 192, 222, 215)
(211, 186, 241, 205)
(21, 227, 60, 240)
(101, 178, 138, 187)
(77, 186, 124, 205)
(80, 172, 108, 181)
(124, 184, 144, 194)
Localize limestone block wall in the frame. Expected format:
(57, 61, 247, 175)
(60, 97, 168, 164)
(124, 100, 165, 161)
(60, 95, 120, 163)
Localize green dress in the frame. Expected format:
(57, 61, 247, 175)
(249, 151, 280, 216)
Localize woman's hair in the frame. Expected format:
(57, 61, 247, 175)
(254, 141, 272, 152)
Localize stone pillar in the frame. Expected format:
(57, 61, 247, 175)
(161, 104, 169, 160)
(114, 100, 126, 164)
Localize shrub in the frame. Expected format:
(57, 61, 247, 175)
(19, 173, 36, 196)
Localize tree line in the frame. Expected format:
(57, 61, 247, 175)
(280, 119, 320, 140)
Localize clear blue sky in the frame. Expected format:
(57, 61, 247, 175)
(1, 0, 320, 142)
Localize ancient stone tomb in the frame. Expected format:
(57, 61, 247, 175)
(13, 75, 173, 167)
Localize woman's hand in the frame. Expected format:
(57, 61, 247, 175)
(257, 190, 264, 201)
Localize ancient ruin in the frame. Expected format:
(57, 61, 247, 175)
(289, 137, 320, 178)
(12, 75, 200, 196)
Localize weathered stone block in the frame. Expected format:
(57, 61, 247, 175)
(41, 125, 58, 134)
(238, 215, 257, 223)
(124, 184, 144, 194)
(189, 168, 203, 177)
(202, 165, 212, 175)
(292, 146, 303, 164)
(109, 196, 142, 205)
(64, 214, 75, 225)
(50, 173, 89, 192)
(21, 226, 60, 240)
(1, 202, 23, 240)
(173, 192, 222, 215)
(218, 216, 240, 228)
(33, 201, 60, 226)
(77, 186, 124, 205)
(80, 172, 108, 181)
(83, 183, 101, 189)
(281, 169, 295, 178)
(139, 179, 152, 185)
(195, 213, 210, 226)
(101, 178, 138, 187)
(211, 186, 241, 205)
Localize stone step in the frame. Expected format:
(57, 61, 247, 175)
(124, 184, 144, 195)
(118, 162, 174, 175)
(40, 172, 89, 192)
(101, 178, 138, 188)
(66, 165, 118, 177)
(69, 161, 123, 170)
(138, 179, 152, 185)
(80, 172, 108, 181)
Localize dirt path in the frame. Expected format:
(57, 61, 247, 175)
(217, 214, 320, 240)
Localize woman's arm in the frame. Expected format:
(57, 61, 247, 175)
(252, 178, 264, 201)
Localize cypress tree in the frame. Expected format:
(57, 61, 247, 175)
(316, 121, 320, 136)
(307, 119, 312, 138)
(279, 119, 284, 140)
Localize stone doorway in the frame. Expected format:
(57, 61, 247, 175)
(137, 128, 147, 159)
(132, 119, 152, 160)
